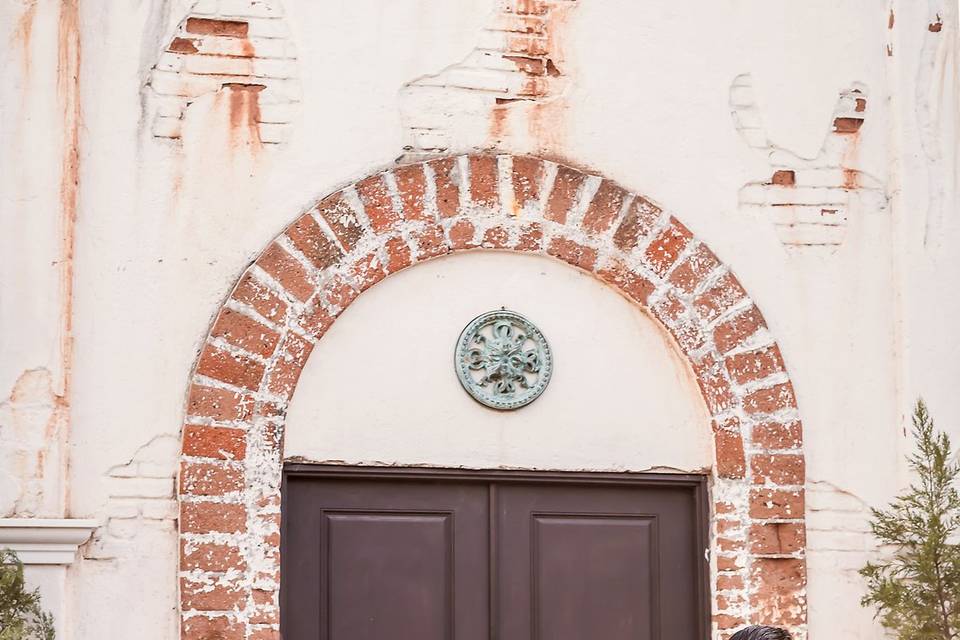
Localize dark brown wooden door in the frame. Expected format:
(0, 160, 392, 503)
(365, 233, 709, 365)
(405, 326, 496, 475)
(282, 468, 707, 640)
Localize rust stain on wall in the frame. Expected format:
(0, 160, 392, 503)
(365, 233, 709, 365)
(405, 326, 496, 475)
(57, 0, 81, 511)
(13, 1, 38, 76)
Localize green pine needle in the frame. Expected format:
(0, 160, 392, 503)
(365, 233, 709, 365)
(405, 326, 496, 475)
(860, 399, 960, 640)
(0, 550, 55, 640)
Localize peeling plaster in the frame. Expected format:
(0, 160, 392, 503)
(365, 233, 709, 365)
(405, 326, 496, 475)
(398, 0, 578, 160)
(731, 73, 887, 252)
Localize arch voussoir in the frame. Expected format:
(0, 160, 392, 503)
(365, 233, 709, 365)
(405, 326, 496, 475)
(179, 153, 808, 640)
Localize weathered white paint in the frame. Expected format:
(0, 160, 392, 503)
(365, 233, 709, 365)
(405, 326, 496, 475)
(0, 0, 957, 637)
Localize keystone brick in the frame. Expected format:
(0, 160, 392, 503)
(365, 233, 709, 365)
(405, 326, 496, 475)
(544, 165, 584, 223)
(469, 155, 499, 209)
(581, 180, 628, 234)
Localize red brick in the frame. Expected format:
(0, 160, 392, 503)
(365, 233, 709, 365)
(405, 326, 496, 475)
(319, 277, 358, 311)
(316, 193, 366, 251)
(693, 273, 747, 323)
(713, 306, 766, 354)
(613, 196, 661, 251)
(181, 540, 246, 572)
(231, 273, 288, 323)
(482, 226, 510, 248)
(169, 37, 199, 54)
(267, 333, 313, 400)
(597, 262, 655, 305)
(248, 630, 280, 640)
(547, 237, 597, 271)
(715, 614, 747, 631)
(651, 289, 685, 325)
(186, 385, 252, 422)
(185, 17, 249, 38)
(297, 302, 334, 340)
(713, 416, 746, 479)
(449, 219, 477, 249)
(693, 354, 734, 415)
(744, 382, 796, 415)
(210, 308, 280, 359)
(668, 244, 721, 295)
(182, 425, 246, 460)
(515, 223, 543, 252)
(511, 156, 543, 211)
(182, 615, 243, 640)
(716, 573, 744, 591)
(833, 117, 864, 133)
(715, 501, 736, 515)
(750, 558, 807, 626)
(429, 157, 461, 218)
(286, 214, 342, 271)
(351, 252, 386, 291)
(469, 155, 499, 209)
(751, 454, 805, 486)
(356, 174, 398, 234)
(180, 502, 247, 534)
(750, 488, 805, 519)
(256, 243, 315, 302)
(752, 421, 803, 451)
(749, 522, 806, 555)
(581, 180, 628, 234)
(716, 555, 742, 572)
(393, 164, 429, 222)
(717, 537, 745, 553)
(384, 236, 412, 272)
(196, 346, 265, 392)
(725, 346, 785, 385)
(181, 578, 245, 611)
(544, 165, 584, 223)
(771, 170, 795, 186)
(412, 224, 449, 260)
(644, 217, 693, 277)
(181, 461, 244, 496)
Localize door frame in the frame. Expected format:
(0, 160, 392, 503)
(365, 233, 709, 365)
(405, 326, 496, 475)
(281, 463, 712, 639)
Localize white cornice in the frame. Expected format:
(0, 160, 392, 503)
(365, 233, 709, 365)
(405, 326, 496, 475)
(0, 519, 99, 565)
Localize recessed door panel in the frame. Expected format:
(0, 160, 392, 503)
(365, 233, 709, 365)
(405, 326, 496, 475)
(282, 477, 489, 640)
(496, 483, 701, 640)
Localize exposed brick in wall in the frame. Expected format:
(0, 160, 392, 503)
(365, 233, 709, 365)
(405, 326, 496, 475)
(147, 0, 299, 144)
(85, 435, 179, 559)
(730, 74, 886, 251)
(178, 154, 808, 640)
(399, 0, 577, 158)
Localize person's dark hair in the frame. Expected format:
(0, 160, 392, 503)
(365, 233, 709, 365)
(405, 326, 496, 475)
(730, 626, 792, 640)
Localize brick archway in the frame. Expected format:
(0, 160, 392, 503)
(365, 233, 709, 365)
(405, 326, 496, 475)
(178, 154, 807, 640)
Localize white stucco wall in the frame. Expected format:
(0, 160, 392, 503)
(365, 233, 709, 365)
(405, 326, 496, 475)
(0, 0, 958, 637)
(284, 252, 713, 472)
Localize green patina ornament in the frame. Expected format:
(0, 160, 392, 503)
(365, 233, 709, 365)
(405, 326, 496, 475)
(455, 310, 552, 410)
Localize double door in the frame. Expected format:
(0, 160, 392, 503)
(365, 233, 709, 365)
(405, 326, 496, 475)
(282, 467, 707, 639)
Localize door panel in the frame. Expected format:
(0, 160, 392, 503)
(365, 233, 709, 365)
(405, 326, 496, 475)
(282, 469, 706, 640)
(282, 477, 489, 640)
(495, 483, 701, 640)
